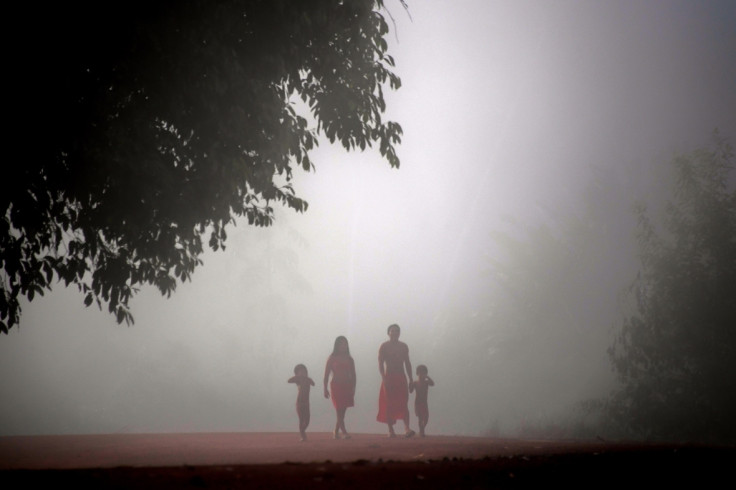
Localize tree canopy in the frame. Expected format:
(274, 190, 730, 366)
(2, 0, 404, 333)
(606, 132, 736, 443)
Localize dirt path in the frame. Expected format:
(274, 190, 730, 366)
(0, 432, 606, 470)
(1, 432, 732, 488)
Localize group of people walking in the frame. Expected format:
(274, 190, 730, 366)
(288, 323, 434, 441)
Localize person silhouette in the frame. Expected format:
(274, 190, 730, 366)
(412, 364, 434, 437)
(376, 324, 415, 438)
(287, 364, 315, 441)
(323, 336, 356, 439)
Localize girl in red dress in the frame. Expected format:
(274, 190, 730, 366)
(323, 336, 356, 439)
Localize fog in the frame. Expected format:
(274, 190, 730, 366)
(2, 1, 735, 437)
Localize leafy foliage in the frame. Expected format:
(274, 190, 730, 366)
(2, 1, 403, 333)
(430, 162, 645, 434)
(606, 132, 736, 443)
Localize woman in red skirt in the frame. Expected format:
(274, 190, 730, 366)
(323, 336, 356, 439)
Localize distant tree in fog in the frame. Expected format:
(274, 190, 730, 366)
(480, 206, 628, 429)
(432, 161, 645, 435)
(1, 1, 404, 333)
(606, 132, 736, 443)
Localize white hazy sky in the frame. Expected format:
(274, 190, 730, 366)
(2, 1, 735, 436)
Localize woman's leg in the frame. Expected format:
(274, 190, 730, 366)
(333, 410, 341, 439)
(337, 407, 350, 438)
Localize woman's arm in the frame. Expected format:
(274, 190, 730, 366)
(404, 345, 413, 391)
(323, 356, 332, 398)
(378, 344, 385, 378)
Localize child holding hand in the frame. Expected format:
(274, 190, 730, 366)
(412, 364, 435, 437)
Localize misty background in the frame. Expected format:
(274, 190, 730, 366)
(2, 0, 735, 437)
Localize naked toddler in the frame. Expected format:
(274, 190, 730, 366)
(412, 364, 434, 437)
(288, 364, 315, 441)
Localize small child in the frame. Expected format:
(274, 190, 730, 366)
(412, 364, 435, 437)
(288, 364, 315, 441)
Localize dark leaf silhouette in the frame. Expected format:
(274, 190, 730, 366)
(605, 131, 736, 443)
(1, 0, 403, 333)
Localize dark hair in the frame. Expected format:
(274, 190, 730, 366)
(417, 364, 428, 375)
(387, 323, 400, 335)
(294, 364, 307, 375)
(332, 335, 350, 356)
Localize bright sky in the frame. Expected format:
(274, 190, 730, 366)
(2, 0, 735, 436)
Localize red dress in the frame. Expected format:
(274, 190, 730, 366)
(377, 372, 409, 423)
(326, 355, 355, 409)
(376, 340, 411, 423)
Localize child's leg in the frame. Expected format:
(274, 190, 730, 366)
(301, 405, 310, 432)
(417, 403, 428, 436)
(298, 405, 309, 440)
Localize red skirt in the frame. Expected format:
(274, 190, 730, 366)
(330, 380, 354, 409)
(376, 372, 409, 423)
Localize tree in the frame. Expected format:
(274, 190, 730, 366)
(429, 161, 646, 436)
(1, 0, 404, 333)
(606, 132, 736, 443)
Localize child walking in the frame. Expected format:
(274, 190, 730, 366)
(288, 364, 315, 441)
(412, 364, 434, 437)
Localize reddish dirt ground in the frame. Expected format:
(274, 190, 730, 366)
(1, 432, 732, 488)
